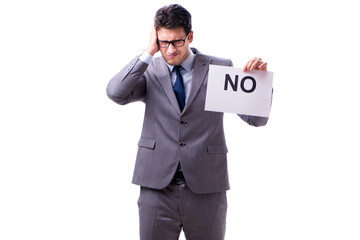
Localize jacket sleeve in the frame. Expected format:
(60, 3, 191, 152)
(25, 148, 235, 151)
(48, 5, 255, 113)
(106, 56, 149, 105)
(237, 114, 269, 127)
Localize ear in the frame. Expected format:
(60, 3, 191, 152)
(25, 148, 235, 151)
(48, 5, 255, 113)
(188, 31, 194, 43)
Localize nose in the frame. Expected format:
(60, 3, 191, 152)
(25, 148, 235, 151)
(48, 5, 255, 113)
(167, 44, 177, 53)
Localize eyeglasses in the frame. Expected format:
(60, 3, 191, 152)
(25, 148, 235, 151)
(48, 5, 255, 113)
(157, 34, 189, 48)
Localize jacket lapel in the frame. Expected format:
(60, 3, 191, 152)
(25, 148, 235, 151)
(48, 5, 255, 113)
(154, 57, 182, 115)
(183, 52, 211, 113)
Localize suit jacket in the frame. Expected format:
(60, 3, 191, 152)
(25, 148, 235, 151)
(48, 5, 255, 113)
(107, 48, 268, 194)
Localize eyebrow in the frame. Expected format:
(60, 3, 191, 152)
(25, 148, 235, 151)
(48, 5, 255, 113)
(158, 36, 187, 42)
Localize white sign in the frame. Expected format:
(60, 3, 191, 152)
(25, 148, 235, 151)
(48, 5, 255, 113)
(205, 65, 273, 117)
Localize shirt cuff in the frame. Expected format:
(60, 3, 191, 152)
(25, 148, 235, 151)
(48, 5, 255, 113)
(139, 51, 153, 64)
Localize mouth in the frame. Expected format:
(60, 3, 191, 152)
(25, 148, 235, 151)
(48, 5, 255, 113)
(167, 53, 179, 59)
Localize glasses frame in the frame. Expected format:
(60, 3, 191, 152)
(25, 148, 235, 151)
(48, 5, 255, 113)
(157, 34, 190, 48)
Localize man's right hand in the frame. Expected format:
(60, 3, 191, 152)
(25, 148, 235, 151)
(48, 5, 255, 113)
(145, 23, 159, 56)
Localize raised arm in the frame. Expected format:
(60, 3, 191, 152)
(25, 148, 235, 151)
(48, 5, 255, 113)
(106, 22, 160, 105)
(106, 57, 148, 105)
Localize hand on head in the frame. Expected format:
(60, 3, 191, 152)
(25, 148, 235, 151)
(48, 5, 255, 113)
(145, 20, 160, 56)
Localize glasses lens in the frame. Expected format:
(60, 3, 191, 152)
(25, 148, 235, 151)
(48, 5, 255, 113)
(158, 41, 169, 48)
(173, 40, 185, 47)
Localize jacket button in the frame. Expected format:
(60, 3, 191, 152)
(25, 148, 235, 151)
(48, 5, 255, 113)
(180, 120, 187, 125)
(179, 142, 186, 147)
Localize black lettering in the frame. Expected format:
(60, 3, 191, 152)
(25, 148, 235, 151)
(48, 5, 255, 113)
(240, 76, 256, 93)
(224, 74, 238, 91)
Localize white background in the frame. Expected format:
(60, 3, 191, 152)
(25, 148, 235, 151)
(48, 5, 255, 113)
(1, 0, 359, 239)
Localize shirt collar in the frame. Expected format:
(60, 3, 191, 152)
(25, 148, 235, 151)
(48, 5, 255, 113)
(166, 49, 195, 72)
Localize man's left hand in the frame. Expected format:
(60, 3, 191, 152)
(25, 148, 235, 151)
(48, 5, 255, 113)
(243, 57, 267, 72)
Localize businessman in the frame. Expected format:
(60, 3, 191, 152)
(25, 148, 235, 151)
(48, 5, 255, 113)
(107, 4, 270, 240)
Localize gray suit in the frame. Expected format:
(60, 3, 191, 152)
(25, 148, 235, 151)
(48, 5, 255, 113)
(107, 48, 269, 239)
(107, 48, 268, 194)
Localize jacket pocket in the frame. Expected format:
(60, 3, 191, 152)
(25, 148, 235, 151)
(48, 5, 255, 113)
(207, 144, 228, 154)
(138, 138, 156, 150)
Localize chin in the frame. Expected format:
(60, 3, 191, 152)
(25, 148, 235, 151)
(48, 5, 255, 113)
(163, 55, 182, 66)
(165, 59, 178, 66)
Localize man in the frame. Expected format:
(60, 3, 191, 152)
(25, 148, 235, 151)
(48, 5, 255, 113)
(107, 4, 270, 240)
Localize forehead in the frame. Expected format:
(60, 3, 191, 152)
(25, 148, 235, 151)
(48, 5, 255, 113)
(157, 27, 186, 41)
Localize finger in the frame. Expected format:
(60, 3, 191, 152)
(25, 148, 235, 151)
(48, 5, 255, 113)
(243, 62, 250, 71)
(258, 62, 267, 71)
(243, 57, 256, 72)
(250, 58, 262, 71)
(243, 62, 250, 72)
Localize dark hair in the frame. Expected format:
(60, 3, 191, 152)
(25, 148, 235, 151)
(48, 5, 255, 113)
(155, 4, 192, 35)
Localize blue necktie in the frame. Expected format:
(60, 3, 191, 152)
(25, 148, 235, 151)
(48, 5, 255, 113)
(173, 66, 185, 171)
(173, 66, 185, 111)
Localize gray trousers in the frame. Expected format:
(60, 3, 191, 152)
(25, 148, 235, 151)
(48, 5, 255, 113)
(138, 178, 227, 240)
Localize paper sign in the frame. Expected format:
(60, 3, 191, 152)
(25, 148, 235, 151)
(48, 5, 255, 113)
(205, 65, 273, 117)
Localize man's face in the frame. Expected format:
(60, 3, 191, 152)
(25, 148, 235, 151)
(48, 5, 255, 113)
(157, 27, 193, 66)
